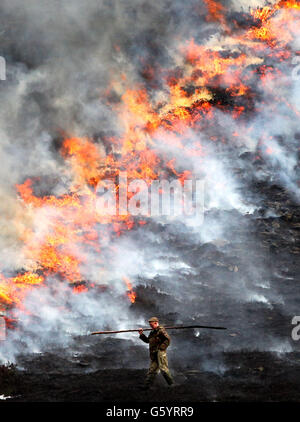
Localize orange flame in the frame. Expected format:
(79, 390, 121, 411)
(123, 276, 137, 304)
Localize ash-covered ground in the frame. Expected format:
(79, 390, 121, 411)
(2, 348, 300, 402)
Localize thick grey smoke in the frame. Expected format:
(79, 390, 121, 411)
(0, 0, 299, 368)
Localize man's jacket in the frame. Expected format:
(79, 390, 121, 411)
(139, 326, 171, 360)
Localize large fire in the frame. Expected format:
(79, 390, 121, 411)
(0, 0, 299, 319)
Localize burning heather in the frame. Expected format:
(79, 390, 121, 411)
(0, 0, 299, 380)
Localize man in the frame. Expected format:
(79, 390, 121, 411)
(139, 316, 174, 390)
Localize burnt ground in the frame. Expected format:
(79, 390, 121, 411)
(1, 352, 300, 403)
(1, 349, 300, 403)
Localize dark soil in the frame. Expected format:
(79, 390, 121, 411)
(1, 350, 300, 402)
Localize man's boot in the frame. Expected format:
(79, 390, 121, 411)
(161, 371, 174, 386)
(141, 373, 156, 390)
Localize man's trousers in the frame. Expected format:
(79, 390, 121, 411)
(145, 350, 174, 387)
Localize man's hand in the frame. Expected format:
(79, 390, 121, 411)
(138, 328, 143, 335)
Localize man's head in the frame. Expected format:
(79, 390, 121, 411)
(148, 316, 159, 329)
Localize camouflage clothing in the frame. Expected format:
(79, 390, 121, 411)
(140, 325, 173, 387)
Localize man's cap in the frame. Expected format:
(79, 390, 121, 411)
(148, 317, 159, 323)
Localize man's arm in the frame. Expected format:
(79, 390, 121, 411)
(139, 328, 149, 343)
(158, 327, 170, 350)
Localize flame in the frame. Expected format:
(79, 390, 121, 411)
(247, 0, 300, 45)
(61, 136, 103, 187)
(278, 0, 300, 9)
(0, 272, 44, 308)
(123, 276, 137, 304)
(202, 0, 229, 31)
(73, 284, 88, 294)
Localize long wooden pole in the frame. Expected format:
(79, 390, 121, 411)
(91, 324, 227, 335)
